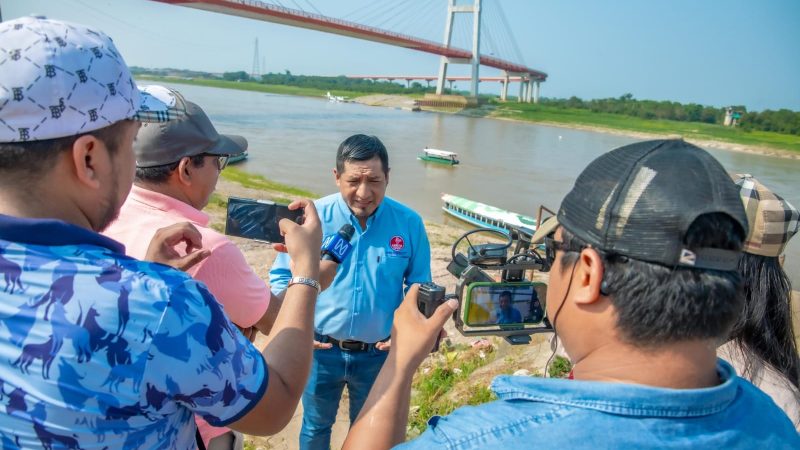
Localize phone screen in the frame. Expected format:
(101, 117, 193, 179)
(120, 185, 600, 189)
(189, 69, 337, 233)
(463, 282, 549, 331)
(224, 196, 303, 243)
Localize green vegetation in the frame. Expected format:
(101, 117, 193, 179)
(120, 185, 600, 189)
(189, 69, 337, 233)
(220, 167, 317, 198)
(539, 94, 800, 136)
(492, 102, 800, 153)
(134, 66, 800, 153)
(133, 67, 442, 99)
(408, 344, 496, 436)
(548, 355, 573, 378)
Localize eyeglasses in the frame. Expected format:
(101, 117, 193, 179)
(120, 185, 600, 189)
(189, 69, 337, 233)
(544, 235, 584, 269)
(199, 153, 230, 171)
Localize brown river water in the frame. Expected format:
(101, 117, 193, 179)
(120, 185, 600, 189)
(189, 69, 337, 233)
(159, 82, 800, 285)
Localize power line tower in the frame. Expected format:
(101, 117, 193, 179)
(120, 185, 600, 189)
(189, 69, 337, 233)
(436, 0, 482, 97)
(251, 38, 261, 80)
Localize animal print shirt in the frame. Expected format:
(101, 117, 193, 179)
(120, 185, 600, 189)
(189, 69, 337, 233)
(0, 215, 267, 449)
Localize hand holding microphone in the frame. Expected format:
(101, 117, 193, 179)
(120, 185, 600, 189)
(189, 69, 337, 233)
(321, 224, 355, 263)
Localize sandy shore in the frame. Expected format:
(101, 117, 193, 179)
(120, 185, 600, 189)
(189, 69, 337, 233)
(353, 94, 800, 161)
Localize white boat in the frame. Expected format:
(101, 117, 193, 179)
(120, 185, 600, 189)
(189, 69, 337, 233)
(325, 91, 348, 103)
(419, 148, 459, 165)
(441, 193, 536, 235)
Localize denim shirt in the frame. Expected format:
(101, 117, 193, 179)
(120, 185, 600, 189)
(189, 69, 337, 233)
(398, 360, 799, 449)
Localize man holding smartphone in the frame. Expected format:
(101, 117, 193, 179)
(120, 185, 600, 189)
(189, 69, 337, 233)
(103, 99, 281, 449)
(0, 16, 324, 449)
(269, 134, 432, 450)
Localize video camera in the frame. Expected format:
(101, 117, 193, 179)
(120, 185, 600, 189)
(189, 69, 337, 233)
(418, 206, 555, 345)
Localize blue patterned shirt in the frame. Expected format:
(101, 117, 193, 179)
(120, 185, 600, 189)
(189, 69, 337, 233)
(270, 194, 431, 343)
(0, 215, 267, 449)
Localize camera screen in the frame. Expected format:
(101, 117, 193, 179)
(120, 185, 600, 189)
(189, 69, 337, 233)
(224, 197, 301, 244)
(463, 282, 547, 329)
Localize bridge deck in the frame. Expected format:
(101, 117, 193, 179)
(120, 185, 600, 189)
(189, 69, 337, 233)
(153, 0, 547, 81)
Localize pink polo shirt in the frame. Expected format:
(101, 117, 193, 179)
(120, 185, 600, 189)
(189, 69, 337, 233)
(104, 185, 270, 446)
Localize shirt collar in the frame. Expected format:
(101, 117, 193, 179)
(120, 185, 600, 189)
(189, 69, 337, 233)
(0, 214, 124, 253)
(335, 194, 384, 230)
(128, 184, 209, 226)
(491, 359, 739, 418)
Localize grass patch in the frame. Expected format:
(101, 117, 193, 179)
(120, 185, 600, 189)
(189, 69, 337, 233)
(221, 167, 317, 198)
(136, 75, 376, 100)
(492, 102, 800, 153)
(548, 355, 572, 378)
(408, 345, 496, 436)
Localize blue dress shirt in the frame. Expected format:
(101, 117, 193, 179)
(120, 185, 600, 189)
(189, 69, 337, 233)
(270, 194, 431, 343)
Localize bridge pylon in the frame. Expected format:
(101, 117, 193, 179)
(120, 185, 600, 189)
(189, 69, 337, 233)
(436, 0, 482, 97)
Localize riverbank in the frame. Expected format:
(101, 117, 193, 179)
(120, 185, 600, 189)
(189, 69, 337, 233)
(136, 76, 800, 158)
(353, 94, 800, 159)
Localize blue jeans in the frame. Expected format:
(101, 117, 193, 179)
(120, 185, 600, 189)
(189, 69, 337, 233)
(299, 344, 389, 450)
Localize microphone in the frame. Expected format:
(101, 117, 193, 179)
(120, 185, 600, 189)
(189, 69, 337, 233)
(321, 224, 355, 263)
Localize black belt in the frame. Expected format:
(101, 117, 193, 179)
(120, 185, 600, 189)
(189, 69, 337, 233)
(315, 333, 387, 352)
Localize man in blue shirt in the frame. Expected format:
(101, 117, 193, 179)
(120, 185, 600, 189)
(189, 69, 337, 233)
(342, 140, 800, 449)
(0, 17, 324, 449)
(270, 134, 431, 450)
(494, 291, 522, 324)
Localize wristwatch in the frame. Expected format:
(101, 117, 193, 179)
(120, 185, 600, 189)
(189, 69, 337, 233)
(288, 276, 321, 293)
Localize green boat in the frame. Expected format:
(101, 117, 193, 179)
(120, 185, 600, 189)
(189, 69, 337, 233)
(419, 148, 459, 165)
(228, 151, 248, 165)
(441, 193, 537, 235)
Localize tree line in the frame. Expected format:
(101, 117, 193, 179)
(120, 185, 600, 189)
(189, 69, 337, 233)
(131, 67, 799, 136)
(541, 94, 800, 135)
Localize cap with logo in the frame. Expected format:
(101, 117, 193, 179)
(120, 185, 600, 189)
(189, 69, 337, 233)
(733, 173, 799, 258)
(0, 16, 184, 143)
(553, 139, 748, 271)
(134, 100, 247, 168)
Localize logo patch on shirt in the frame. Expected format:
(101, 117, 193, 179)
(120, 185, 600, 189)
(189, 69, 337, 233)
(389, 236, 405, 251)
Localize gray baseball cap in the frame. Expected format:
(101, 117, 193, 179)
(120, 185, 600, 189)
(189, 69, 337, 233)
(134, 100, 247, 167)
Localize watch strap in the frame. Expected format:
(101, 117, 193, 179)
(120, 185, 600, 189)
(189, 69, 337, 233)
(288, 276, 321, 292)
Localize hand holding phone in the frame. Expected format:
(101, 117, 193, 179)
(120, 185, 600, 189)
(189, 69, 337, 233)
(224, 196, 303, 244)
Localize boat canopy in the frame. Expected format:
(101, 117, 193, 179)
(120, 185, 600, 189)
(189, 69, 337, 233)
(441, 193, 536, 233)
(423, 148, 459, 159)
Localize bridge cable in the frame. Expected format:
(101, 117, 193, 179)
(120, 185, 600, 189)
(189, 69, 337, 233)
(494, 0, 526, 65)
(303, 0, 323, 16)
(69, 0, 229, 51)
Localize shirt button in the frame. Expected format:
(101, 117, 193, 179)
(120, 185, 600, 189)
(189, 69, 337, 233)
(355, 287, 362, 292)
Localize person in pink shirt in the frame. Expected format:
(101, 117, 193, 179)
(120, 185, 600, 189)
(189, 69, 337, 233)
(104, 99, 275, 450)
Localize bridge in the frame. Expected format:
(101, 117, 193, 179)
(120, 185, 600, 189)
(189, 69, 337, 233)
(152, 0, 546, 102)
(347, 75, 529, 100)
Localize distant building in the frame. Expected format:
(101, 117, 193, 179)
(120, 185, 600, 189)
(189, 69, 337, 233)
(724, 107, 742, 127)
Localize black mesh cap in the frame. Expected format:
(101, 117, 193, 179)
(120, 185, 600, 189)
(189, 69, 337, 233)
(558, 139, 748, 270)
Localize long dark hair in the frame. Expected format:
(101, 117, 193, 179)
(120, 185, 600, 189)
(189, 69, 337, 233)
(730, 252, 800, 396)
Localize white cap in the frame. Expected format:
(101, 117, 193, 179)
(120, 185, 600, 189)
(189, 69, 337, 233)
(0, 16, 184, 143)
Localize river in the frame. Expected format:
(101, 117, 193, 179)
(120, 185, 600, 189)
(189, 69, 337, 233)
(158, 82, 800, 284)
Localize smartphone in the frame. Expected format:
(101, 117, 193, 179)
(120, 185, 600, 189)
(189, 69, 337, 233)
(462, 281, 549, 331)
(224, 196, 303, 243)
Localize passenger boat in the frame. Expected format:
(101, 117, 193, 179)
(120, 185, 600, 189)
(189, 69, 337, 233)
(419, 148, 459, 165)
(228, 151, 248, 165)
(441, 193, 536, 235)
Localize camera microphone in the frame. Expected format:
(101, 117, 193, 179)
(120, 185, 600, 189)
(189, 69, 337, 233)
(321, 224, 356, 263)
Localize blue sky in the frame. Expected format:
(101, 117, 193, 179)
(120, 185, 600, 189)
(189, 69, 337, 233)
(3, 0, 798, 111)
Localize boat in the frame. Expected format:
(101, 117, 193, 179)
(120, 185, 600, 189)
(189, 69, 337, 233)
(227, 150, 248, 165)
(419, 148, 459, 165)
(325, 91, 348, 103)
(441, 193, 537, 236)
